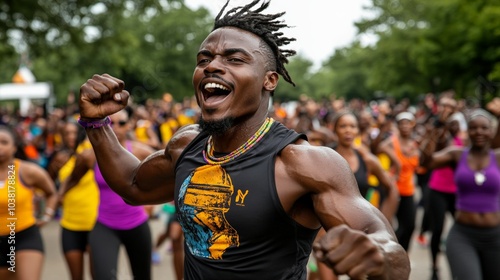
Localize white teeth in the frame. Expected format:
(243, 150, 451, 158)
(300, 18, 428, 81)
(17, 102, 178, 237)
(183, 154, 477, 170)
(204, 82, 229, 91)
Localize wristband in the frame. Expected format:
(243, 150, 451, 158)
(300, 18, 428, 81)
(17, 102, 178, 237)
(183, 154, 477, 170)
(41, 214, 51, 222)
(78, 116, 111, 128)
(45, 208, 55, 216)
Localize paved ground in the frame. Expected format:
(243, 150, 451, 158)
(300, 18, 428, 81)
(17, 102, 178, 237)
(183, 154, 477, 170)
(35, 207, 452, 280)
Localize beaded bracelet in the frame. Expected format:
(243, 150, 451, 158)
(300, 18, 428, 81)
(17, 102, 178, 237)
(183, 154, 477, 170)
(78, 116, 111, 128)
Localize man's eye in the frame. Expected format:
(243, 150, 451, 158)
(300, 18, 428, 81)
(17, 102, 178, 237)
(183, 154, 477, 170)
(197, 58, 210, 64)
(227, 57, 243, 62)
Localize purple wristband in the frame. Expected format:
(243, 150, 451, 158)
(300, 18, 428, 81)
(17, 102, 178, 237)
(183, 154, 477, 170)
(78, 116, 111, 128)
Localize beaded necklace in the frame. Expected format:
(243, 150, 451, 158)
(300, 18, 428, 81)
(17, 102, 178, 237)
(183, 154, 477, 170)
(203, 117, 275, 165)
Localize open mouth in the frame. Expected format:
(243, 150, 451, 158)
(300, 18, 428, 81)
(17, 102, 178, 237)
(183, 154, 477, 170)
(202, 82, 231, 102)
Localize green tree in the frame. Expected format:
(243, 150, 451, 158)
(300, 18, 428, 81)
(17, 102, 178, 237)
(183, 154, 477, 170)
(0, 0, 213, 105)
(315, 0, 500, 102)
(354, 0, 500, 100)
(275, 54, 315, 100)
(320, 42, 375, 100)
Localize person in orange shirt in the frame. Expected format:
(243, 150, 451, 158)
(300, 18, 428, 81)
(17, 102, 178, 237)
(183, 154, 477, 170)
(0, 125, 58, 280)
(379, 112, 420, 252)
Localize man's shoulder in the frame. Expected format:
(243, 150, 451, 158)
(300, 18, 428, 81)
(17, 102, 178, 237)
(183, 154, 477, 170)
(280, 142, 345, 171)
(165, 124, 201, 159)
(277, 142, 355, 196)
(171, 124, 201, 145)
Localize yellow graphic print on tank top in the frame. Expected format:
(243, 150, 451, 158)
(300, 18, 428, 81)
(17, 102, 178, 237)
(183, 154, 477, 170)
(178, 164, 239, 259)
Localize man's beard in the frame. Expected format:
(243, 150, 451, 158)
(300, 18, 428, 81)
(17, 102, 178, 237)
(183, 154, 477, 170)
(198, 117, 235, 136)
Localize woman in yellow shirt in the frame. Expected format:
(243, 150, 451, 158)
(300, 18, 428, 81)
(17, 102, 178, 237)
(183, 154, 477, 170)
(48, 120, 99, 280)
(0, 125, 57, 280)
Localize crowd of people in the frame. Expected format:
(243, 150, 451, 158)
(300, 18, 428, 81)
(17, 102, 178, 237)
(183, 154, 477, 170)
(1, 1, 499, 280)
(2, 86, 499, 280)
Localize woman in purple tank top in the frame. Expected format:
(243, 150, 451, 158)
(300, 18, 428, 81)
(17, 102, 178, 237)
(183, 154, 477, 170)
(62, 109, 156, 280)
(423, 107, 500, 280)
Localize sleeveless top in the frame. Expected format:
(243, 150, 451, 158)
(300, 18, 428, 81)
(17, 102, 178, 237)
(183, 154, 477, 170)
(392, 136, 419, 196)
(333, 147, 370, 198)
(454, 149, 500, 213)
(0, 159, 36, 235)
(58, 140, 99, 231)
(94, 141, 148, 230)
(428, 136, 463, 193)
(135, 119, 153, 144)
(175, 121, 318, 280)
(352, 135, 387, 188)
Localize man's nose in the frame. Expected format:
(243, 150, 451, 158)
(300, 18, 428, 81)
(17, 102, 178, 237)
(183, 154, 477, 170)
(204, 56, 225, 74)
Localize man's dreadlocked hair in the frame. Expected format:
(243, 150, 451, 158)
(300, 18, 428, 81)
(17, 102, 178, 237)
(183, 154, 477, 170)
(213, 0, 296, 87)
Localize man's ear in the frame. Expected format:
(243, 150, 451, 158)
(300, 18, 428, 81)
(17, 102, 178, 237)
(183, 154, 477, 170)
(263, 71, 279, 92)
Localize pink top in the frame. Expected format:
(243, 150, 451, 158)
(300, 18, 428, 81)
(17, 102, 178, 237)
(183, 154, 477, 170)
(428, 136, 463, 193)
(93, 141, 148, 230)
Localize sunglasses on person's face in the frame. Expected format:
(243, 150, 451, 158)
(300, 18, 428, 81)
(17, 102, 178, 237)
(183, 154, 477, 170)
(111, 120, 127, 127)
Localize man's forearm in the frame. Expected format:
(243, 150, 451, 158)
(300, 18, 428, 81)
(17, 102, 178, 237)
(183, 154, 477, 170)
(85, 125, 141, 197)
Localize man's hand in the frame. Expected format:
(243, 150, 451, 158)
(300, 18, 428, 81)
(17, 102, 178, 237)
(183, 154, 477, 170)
(313, 225, 387, 279)
(486, 97, 500, 117)
(79, 74, 129, 119)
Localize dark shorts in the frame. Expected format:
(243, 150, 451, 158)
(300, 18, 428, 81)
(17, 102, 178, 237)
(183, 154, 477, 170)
(61, 227, 90, 253)
(0, 225, 44, 267)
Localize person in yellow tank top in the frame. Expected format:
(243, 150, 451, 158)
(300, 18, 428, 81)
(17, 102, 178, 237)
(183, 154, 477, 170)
(59, 139, 99, 231)
(159, 115, 180, 147)
(47, 120, 99, 280)
(133, 105, 161, 149)
(0, 125, 57, 280)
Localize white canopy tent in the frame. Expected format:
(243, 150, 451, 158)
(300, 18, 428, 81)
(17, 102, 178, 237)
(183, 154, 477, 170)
(0, 82, 54, 116)
(0, 67, 54, 116)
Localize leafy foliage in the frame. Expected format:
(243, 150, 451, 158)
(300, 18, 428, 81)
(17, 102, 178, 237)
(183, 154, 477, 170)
(1, 0, 498, 106)
(0, 0, 212, 105)
(338, 0, 500, 101)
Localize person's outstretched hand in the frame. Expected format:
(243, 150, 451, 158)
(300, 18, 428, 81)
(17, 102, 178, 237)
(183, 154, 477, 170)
(313, 225, 386, 279)
(79, 74, 129, 119)
(486, 97, 500, 117)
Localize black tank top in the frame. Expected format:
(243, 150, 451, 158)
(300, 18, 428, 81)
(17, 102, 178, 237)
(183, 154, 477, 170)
(333, 148, 370, 197)
(175, 121, 318, 280)
(352, 150, 370, 197)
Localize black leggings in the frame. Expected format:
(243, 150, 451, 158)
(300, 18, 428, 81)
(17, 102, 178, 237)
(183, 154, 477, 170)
(446, 222, 500, 280)
(428, 189, 455, 268)
(395, 195, 416, 251)
(89, 221, 152, 280)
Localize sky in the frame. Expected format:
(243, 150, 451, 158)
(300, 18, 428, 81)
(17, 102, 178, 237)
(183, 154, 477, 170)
(184, 0, 375, 69)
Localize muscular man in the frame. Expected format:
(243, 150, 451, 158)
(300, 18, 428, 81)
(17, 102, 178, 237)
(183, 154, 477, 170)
(76, 1, 410, 279)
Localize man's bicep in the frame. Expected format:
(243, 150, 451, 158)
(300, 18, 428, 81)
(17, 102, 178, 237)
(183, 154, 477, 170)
(314, 178, 386, 234)
(132, 126, 198, 204)
(311, 152, 371, 229)
(133, 150, 176, 204)
(321, 153, 392, 234)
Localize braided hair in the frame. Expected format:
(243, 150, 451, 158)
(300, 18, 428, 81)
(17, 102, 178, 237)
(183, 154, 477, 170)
(213, 0, 296, 86)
